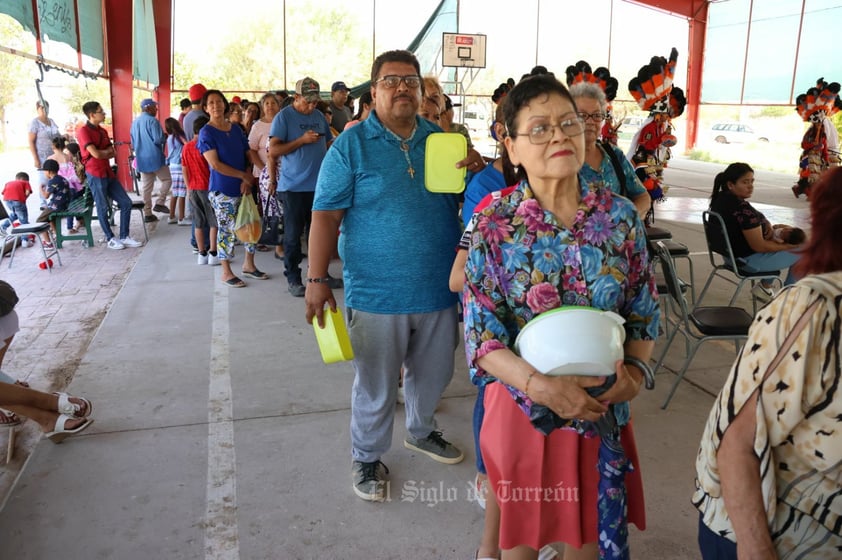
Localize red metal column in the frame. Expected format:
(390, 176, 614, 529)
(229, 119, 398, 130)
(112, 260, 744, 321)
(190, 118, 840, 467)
(684, 0, 708, 151)
(153, 0, 172, 121)
(104, 0, 134, 190)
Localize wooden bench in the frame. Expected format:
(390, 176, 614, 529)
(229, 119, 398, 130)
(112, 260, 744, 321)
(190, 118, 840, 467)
(50, 187, 95, 248)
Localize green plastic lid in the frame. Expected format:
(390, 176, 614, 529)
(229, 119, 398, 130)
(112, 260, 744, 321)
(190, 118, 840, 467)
(425, 132, 467, 193)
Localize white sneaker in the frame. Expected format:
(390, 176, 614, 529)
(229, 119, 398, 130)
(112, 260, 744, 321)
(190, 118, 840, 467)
(178, 219, 191, 226)
(107, 238, 125, 250)
(207, 253, 220, 266)
(197, 253, 209, 265)
(120, 236, 143, 248)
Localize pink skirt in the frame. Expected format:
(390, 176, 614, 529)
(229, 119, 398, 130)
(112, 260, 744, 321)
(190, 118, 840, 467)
(480, 381, 646, 551)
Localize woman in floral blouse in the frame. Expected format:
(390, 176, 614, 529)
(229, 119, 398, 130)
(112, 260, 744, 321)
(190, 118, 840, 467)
(463, 74, 659, 559)
(695, 167, 842, 559)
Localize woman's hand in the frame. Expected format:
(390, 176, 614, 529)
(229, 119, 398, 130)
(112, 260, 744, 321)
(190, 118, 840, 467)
(528, 373, 607, 422)
(240, 173, 256, 195)
(598, 360, 643, 405)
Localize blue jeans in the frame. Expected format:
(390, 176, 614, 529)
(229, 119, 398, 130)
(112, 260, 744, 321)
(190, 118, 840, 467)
(738, 250, 801, 285)
(473, 383, 487, 474)
(5, 200, 29, 225)
(87, 174, 132, 241)
(279, 190, 314, 285)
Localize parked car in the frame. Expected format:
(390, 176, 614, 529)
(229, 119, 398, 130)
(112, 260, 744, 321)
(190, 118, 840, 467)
(710, 122, 769, 144)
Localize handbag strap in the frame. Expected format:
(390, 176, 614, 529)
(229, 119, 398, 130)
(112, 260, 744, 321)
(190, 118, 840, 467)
(262, 194, 279, 216)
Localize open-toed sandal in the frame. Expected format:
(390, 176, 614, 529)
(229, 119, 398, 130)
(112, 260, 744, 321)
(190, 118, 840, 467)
(53, 392, 93, 418)
(0, 409, 22, 427)
(44, 414, 93, 444)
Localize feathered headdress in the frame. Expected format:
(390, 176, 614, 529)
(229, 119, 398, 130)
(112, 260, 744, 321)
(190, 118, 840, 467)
(564, 60, 618, 102)
(795, 77, 840, 121)
(669, 86, 687, 118)
(628, 48, 679, 113)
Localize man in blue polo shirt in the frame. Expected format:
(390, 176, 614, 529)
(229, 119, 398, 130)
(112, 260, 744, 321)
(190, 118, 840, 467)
(130, 98, 173, 223)
(305, 50, 466, 502)
(268, 77, 331, 297)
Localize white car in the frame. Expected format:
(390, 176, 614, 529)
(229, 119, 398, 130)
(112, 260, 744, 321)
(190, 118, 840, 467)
(711, 122, 769, 144)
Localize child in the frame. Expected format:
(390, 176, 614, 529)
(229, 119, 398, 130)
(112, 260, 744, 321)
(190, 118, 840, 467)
(1, 172, 33, 233)
(181, 116, 219, 265)
(772, 224, 807, 245)
(47, 136, 84, 233)
(35, 159, 71, 247)
(165, 118, 189, 225)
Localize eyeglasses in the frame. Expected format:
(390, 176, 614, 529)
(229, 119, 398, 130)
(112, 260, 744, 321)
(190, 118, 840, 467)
(513, 116, 584, 144)
(577, 111, 606, 123)
(375, 75, 422, 89)
(94, 110, 106, 115)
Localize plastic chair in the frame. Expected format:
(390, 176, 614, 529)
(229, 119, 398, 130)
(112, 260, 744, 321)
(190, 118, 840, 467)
(652, 241, 754, 409)
(696, 210, 781, 313)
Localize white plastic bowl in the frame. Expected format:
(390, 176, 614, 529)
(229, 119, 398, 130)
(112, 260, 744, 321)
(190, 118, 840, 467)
(514, 306, 626, 376)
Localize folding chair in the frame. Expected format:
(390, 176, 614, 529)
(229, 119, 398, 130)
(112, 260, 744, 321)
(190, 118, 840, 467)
(652, 241, 754, 409)
(696, 210, 782, 313)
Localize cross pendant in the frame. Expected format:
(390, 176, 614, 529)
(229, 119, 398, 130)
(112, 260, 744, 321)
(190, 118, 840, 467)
(408, 166, 415, 179)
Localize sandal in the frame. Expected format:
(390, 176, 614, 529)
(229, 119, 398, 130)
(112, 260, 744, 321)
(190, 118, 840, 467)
(224, 277, 246, 288)
(53, 392, 93, 418)
(45, 414, 94, 444)
(68, 228, 80, 234)
(242, 269, 269, 280)
(0, 409, 22, 427)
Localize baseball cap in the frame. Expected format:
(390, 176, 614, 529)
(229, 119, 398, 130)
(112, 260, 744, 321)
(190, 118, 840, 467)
(295, 77, 321, 102)
(231, 96, 242, 104)
(42, 159, 60, 173)
(189, 83, 207, 103)
(140, 98, 158, 110)
(331, 81, 348, 92)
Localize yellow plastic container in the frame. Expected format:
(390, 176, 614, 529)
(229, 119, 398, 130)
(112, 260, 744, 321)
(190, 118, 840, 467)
(313, 308, 354, 363)
(425, 132, 467, 193)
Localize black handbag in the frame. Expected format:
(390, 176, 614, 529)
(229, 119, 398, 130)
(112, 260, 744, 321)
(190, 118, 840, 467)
(258, 196, 283, 246)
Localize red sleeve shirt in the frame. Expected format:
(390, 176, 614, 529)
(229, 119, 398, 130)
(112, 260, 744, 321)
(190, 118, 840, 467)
(2, 180, 32, 202)
(181, 139, 210, 191)
(76, 123, 115, 178)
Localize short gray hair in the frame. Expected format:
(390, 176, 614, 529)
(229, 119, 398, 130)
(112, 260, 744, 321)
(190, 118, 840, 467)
(568, 82, 607, 113)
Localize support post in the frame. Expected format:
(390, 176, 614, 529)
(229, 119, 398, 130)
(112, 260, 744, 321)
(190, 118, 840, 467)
(684, 0, 708, 152)
(104, 0, 134, 190)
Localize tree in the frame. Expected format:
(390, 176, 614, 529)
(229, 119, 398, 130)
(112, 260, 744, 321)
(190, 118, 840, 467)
(0, 17, 33, 149)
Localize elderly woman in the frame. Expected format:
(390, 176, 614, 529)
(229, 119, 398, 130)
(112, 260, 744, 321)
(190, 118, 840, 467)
(463, 74, 659, 560)
(694, 166, 842, 559)
(568, 83, 650, 219)
(198, 90, 268, 287)
(29, 101, 61, 206)
(709, 162, 803, 300)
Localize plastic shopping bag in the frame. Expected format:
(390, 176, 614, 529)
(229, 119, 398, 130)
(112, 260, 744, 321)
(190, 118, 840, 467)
(234, 194, 261, 244)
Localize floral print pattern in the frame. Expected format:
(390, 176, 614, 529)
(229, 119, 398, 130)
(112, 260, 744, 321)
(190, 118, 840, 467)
(463, 178, 659, 418)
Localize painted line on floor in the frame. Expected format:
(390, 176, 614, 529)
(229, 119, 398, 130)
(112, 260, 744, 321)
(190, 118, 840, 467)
(205, 284, 240, 560)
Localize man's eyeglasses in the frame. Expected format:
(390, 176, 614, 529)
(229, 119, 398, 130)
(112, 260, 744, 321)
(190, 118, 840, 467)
(375, 75, 422, 89)
(577, 111, 606, 123)
(513, 116, 585, 144)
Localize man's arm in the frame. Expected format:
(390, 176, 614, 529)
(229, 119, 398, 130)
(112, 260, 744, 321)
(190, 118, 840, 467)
(269, 130, 321, 158)
(304, 209, 344, 328)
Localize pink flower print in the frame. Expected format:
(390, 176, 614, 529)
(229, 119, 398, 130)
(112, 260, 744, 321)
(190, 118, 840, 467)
(516, 199, 553, 232)
(476, 213, 513, 245)
(525, 282, 561, 314)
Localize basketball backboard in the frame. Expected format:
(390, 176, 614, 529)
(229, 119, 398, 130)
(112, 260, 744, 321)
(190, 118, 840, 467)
(442, 33, 487, 68)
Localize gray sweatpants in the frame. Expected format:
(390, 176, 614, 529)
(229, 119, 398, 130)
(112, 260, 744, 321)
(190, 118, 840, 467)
(347, 305, 459, 463)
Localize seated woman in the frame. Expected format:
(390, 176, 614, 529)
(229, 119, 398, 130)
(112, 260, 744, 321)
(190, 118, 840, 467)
(709, 162, 805, 299)
(694, 166, 842, 559)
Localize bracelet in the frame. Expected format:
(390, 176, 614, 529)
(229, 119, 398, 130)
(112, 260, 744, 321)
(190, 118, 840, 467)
(306, 277, 331, 284)
(624, 357, 655, 390)
(524, 371, 537, 398)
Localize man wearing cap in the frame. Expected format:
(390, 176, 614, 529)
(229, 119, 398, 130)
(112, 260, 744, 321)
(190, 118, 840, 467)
(183, 83, 208, 141)
(268, 77, 332, 297)
(328, 81, 353, 132)
(130, 98, 173, 223)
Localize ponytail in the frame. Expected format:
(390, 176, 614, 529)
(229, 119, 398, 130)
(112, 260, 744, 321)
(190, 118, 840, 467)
(711, 162, 753, 202)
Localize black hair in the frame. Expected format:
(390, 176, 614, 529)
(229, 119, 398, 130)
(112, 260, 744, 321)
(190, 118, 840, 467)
(165, 117, 186, 144)
(15, 171, 29, 181)
(51, 135, 67, 150)
(201, 90, 229, 114)
(66, 142, 81, 159)
(180, 98, 191, 110)
(711, 162, 754, 202)
(82, 101, 101, 118)
(352, 91, 373, 120)
(502, 74, 576, 183)
(193, 115, 210, 135)
(370, 50, 420, 84)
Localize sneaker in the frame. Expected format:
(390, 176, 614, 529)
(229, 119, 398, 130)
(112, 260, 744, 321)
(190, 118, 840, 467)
(207, 253, 220, 266)
(107, 238, 125, 250)
(327, 274, 344, 289)
(144, 214, 158, 223)
(168, 217, 178, 224)
(396, 385, 405, 405)
(288, 282, 305, 297)
(178, 219, 191, 226)
(351, 460, 389, 502)
(404, 431, 464, 465)
(751, 283, 774, 304)
(120, 236, 143, 248)
(153, 203, 170, 213)
(197, 252, 209, 265)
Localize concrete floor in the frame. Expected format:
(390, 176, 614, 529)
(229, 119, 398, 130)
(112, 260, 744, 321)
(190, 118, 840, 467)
(0, 158, 809, 559)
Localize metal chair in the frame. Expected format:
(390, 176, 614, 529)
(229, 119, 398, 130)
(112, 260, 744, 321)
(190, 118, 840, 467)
(696, 210, 781, 313)
(0, 223, 62, 272)
(652, 241, 754, 409)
